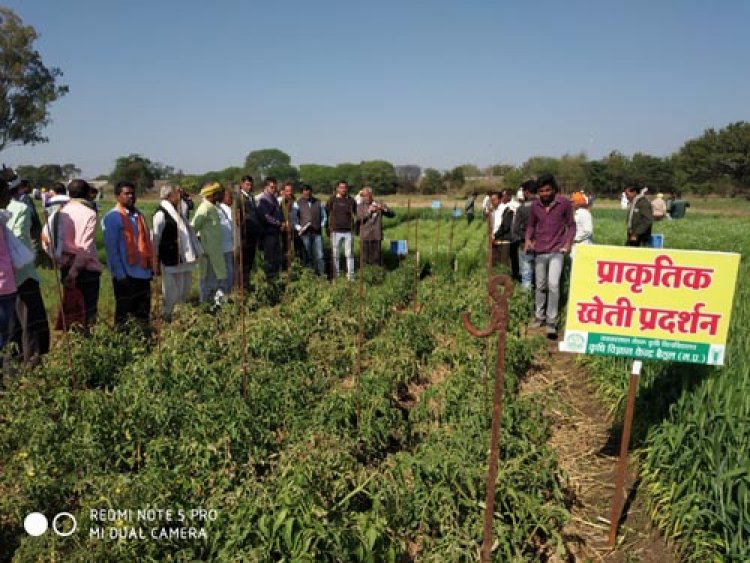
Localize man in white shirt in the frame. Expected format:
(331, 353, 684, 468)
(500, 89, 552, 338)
(217, 188, 236, 294)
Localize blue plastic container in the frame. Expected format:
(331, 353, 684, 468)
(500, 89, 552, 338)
(390, 240, 408, 256)
(648, 234, 664, 248)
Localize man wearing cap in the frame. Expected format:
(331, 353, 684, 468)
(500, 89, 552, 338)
(256, 177, 284, 279)
(570, 191, 593, 258)
(237, 175, 260, 290)
(102, 181, 154, 328)
(292, 184, 327, 275)
(191, 182, 227, 305)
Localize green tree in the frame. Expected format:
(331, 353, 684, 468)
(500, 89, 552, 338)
(557, 152, 587, 192)
(502, 166, 526, 190)
(16, 163, 70, 187)
(332, 162, 361, 187)
(420, 168, 444, 194)
(244, 148, 298, 182)
(299, 164, 337, 193)
(443, 166, 465, 192)
(630, 153, 674, 193)
(459, 163, 481, 178)
(673, 121, 750, 195)
(522, 156, 560, 178)
(584, 160, 609, 195)
(61, 163, 81, 180)
(360, 160, 397, 194)
(394, 164, 421, 192)
(487, 163, 515, 177)
(0, 8, 68, 152)
(196, 166, 243, 188)
(110, 154, 156, 194)
(602, 150, 631, 196)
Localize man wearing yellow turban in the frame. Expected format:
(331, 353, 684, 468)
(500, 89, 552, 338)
(191, 182, 227, 305)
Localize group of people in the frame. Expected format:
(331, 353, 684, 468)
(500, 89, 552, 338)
(0, 171, 397, 368)
(481, 175, 673, 339)
(0, 162, 689, 365)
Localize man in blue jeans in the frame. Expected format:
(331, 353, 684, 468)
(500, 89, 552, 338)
(292, 184, 327, 275)
(524, 174, 576, 339)
(511, 179, 537, 289)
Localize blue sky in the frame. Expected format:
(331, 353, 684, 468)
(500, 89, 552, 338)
(2, 0, 749, 177)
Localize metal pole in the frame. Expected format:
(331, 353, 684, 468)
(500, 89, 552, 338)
(433, 204, 440, 258)
(356, 225, 365, 424)
(607, 360, 641, 546)
(462, 274, 514, 563)
(413, 206, 419, 312)
(448, 206, 456, 257)
(152, 274, 163, 377)
(236, 184, 248, 399)
(487, 207, 494, 284)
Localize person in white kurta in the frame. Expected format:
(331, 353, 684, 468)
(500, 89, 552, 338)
(152, 185, 202, 321)
(570, 191, 593, 259)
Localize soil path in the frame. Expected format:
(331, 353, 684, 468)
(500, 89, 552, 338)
(520, 339, 676, 562)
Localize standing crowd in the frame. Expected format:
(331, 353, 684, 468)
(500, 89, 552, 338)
(0, 165, 691, 367)
(0, 171, 395, 368)
(480, 174, 684, 340)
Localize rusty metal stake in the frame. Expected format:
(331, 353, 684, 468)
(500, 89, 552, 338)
(463, 274, 514, 563)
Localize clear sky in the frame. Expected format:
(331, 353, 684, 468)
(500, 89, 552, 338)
(2, 0, 749, 177)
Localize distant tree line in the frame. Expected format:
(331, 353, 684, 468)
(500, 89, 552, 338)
(9, 122, 750, 198)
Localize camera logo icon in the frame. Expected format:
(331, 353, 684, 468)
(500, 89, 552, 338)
(24, 512, 77, 537)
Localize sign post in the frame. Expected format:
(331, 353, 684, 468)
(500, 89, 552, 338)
(558, 245, 741, 546)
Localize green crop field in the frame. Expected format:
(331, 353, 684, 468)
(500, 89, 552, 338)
(0, 202, 747, 561)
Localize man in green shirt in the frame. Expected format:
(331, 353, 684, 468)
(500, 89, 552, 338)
(191, 182, 227, 305)
(3, 183, 49, 364)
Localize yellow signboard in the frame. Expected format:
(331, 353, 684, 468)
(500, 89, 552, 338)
(559, 245, 741, 365)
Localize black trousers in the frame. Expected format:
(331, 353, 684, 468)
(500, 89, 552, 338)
(241, 235, 259, 290)
(262, 233, 282, 278)
(12, 279, 50, 363)
(510, 241, 521, 281)
(112, 276, 151, 327)
(61, 267, 101, 326)
(362, 240, 382, 265)
(491, 242, 512, 270)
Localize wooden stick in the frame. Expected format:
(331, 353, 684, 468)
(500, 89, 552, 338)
(608, 361, 641, 546)
(236, 184, 248, 399)
(356, 225, 365, 424)
(413, 206, 419, 312)
(42, 210, 74, 378)
(151, 272, 163, 377)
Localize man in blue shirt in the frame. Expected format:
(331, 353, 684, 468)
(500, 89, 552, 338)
(102, 181, 153, 329)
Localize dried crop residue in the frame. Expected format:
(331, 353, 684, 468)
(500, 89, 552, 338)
(520, 344, 676, 562)
(395, 364, 449, 410)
